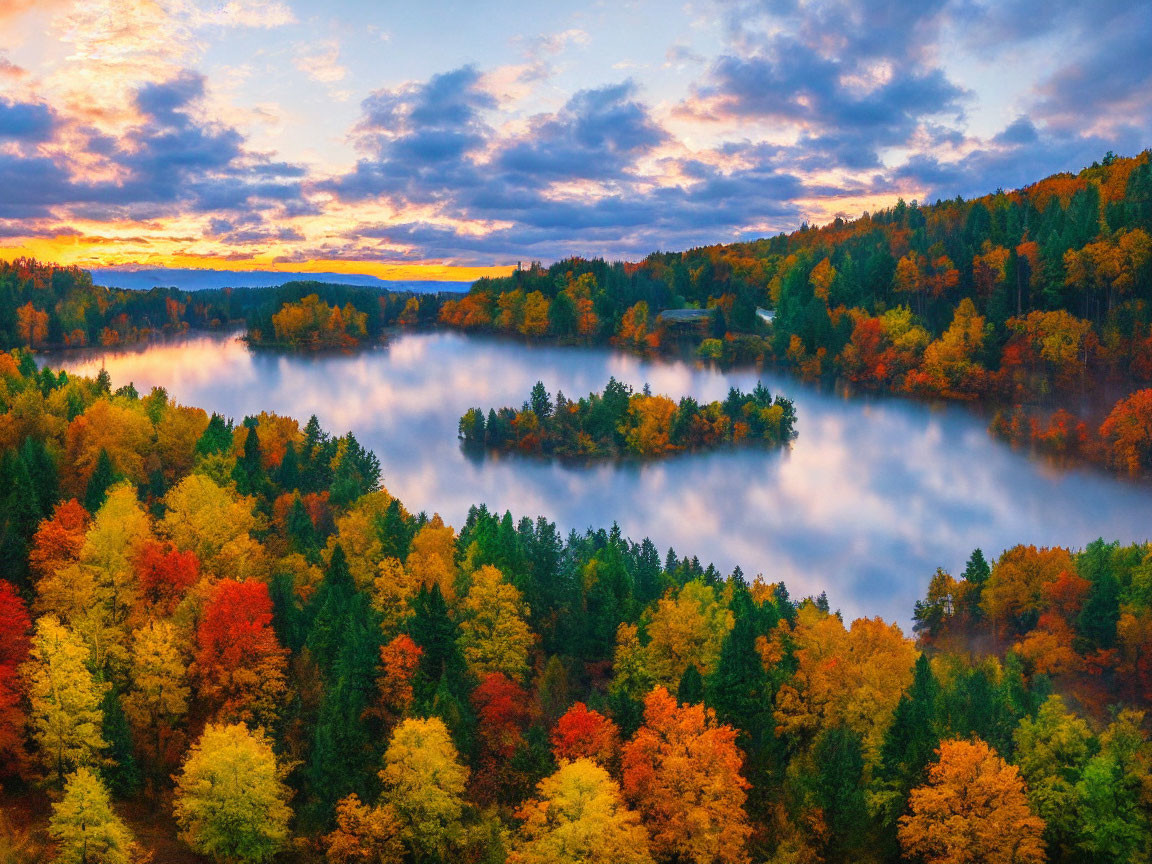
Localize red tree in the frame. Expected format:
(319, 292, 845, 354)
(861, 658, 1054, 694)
(193, 579, 288, 724)
(551, 702, 621, 768)
(0, 580, 32, 774)
(135, 540, 201, 615)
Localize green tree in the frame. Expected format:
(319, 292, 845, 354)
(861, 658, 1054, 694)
(305, 545, 383, 820)
(1013, 695, 1094, 861)
(813, 725, 870, 859)
(84, 449, 119, 515)
(1073, 710, 1151, 863)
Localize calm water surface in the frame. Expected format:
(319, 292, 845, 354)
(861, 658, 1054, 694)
(40, 330, 1152, 626)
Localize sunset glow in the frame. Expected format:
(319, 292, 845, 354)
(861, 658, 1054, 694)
(1, 0, 1148, 280)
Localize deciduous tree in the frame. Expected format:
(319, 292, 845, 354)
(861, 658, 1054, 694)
(173, 723, 292, 864)
(621, 687, 751, 864)
(378, 717, 470, 862)
(49, 767, 137, 864)
(458, 565, 534, 681)
(898, 738, 1046, 864)
(511, 759, 654, 864)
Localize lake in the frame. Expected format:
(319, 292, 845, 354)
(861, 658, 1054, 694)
(39, 329, 1152, 627)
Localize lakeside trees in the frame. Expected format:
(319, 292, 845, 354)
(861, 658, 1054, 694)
(0, 354, 1150, 862)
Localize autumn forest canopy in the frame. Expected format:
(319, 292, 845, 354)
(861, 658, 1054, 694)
(0, 333, 1151, 864)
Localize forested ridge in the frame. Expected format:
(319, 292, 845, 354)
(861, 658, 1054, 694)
(1, 352, 1150, 864)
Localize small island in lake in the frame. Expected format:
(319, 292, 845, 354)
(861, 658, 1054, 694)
(245, 293, 372, 350)
(459, 378, 796, 459)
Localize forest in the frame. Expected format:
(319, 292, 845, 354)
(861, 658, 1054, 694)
(0, 263, 439, 352)
(459, 379, 797, 459)
(0, 350, 1150, 864)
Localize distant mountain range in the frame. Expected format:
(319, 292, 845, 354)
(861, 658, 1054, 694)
(90, 267, 473, 294)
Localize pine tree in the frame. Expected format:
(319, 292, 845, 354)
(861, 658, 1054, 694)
(84, 449, 119, 515)
(194, 413, 232, 458)
(98, 684, 141, 798)
(876, 654, 941, 848)
(676, 664, 704, 706)
(814, 725, 870, 859)
(304, 544, 383, 824)
(285, 495, 319, 557)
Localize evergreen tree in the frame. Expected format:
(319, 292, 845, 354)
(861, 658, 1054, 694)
(276, 440, 301, 491)
(529, 381, 553, 420)
(813, 725, 870, 860)
(676, 664, 704, 706)
(194, 413, 232, 457)
(84, 449, 119, 515)
(285, 495, 319, 557)
(98, 685, 141, 798)
(876, 654, 941, 848)
(304, 544, 383, 825)
(1076, 540, 1122, 650)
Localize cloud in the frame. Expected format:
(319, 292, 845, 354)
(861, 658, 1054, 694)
(495, 82, 668, 182)
(1031, 4, 1152, 137)
(196, 1, 296, 28)
(0, 98, 58, 141)
(294, 38, 348, 85)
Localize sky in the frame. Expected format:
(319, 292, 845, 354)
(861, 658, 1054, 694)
(0, 0, 1148, 280)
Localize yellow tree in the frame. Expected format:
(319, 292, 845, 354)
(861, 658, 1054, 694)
(160, 473, 260, 564)
(898, 738, 1046, 864)
(511, 759, 654, 864)
(173, 723, 292, 864)
(520, 291, 551, 337)
(624, 395, 677, 455)
(63, 400, 154, 496)
(74, 483, 154, 670)
(621, 687, 751, 864)
(645, 579, 733, 687)
(405, 514, 457, 600)
(379, 717, 470, 862)
(458, 565, 535, 681)
(122, 619, 190, 789)
(326, 490, 397, 590)
(372, 557, 423, 633)
(609, 622, 653, 703)
(23, 616, 107, 787)
(49, 767, 138, 864)
(773, 606, 915, 763)
(808, 257, 837, 303)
